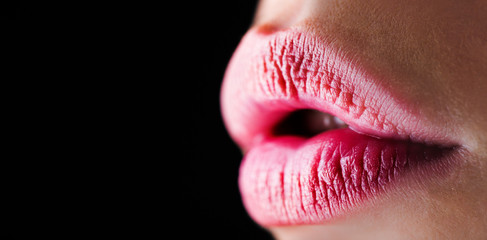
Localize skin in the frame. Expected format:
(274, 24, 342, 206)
(238, 0, 487, 239)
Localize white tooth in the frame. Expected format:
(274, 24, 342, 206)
(323, 115, 333, 127)
(333, 116, 347, 127)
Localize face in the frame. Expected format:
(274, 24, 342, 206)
(221, 0, 487, 239)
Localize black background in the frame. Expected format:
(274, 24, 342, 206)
(8, 1, 273, 239)
(181, 1, 274, 239)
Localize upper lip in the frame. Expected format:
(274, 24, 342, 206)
(221, 27, 458, 150)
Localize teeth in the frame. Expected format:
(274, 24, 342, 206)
(323, 115, 333, 127)
(323, 114, 348, 129)
(333, 116, 347, 128)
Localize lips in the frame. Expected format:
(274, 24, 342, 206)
(220, 28, 458, 226)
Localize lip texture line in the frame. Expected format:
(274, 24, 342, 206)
(221, 28, 456, 226)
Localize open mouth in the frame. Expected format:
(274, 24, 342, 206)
(221, 28, 459, 226)
(272, 109, 349, 138)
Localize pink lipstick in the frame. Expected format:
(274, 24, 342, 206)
(221, 28, 458, 226)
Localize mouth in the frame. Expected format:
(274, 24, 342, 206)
(220, 28, 461, 226)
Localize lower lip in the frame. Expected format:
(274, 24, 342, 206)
(239, 128, 454, 226)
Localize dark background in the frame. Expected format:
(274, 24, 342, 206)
(182, 1, 274, 240)
(8, 1, 273, 239)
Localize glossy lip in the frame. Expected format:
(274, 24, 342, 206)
(220, 27, 460, 226)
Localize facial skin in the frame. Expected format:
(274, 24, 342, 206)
(236, 0, 487, 239)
